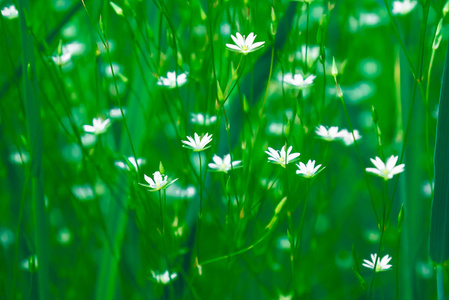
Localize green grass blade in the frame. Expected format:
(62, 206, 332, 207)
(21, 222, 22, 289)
(430, 44, 449, 264)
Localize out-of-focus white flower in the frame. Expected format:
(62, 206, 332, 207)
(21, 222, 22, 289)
(52, 52, 72, 66)
(362, 253, 392, 272)
(265, 146, 300, 168)
(1, 5, 18, 19)
(83, 118, 111, 135)
(108, 107, 126, 119)
(282, 73, 316, 89)
(392, 0, 417, 15)
(315, 125, 344, 141)
(72, 184, 95, 201)
(114, 157, 146, 171)
(208, 154, 242, 173)
(191, 113, 217, 126)
(182, 133, 213, 152)
(157, 71, 188, 88)
(0, 228, 14, 248)
(338, 129, 362, 146)
(366, 155, 405, 180)
(62, 42, 86, 56)
(57, 227, 72, 245)
(226, 32, 265, 55)
(139, 171, 178, 192)
(9, 151, 29, 164)
(296, 160, 325, 178)
(81, 134, 97, 147)
(150, 270, 178, 284)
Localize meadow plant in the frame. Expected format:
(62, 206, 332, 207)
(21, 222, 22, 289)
(2, 0, 448, 299)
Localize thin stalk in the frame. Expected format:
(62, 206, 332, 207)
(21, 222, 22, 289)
(304, 2, 310, 73)
(436, 265, 445, 300)
(337, 92, 379, 223)
(368, 180, 389, 298)
(159, 190, 164, 233)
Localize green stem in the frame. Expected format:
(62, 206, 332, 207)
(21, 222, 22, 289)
(436, 265, 445, 300)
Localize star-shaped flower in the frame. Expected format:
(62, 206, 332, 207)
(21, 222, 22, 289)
(226, 32, 265, 55)
(83, 118, 111, 135)
(296, 160, 325, 178)
(157, 71, 188, 88)
(1, 5, 18, 19)
(265, 146, 300, 168)
(362, 253, 392, 272)
(283, 73, 316, 89)
(208, 154, 242, 173)
(139, 171, 178, 192)
(182, 133, 213, 152)
(392, 0, 417, 15)
(366, 155, 405, 180)
(315, 125, 344, 141)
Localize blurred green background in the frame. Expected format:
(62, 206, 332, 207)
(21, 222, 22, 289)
(0, 0, 448, 299)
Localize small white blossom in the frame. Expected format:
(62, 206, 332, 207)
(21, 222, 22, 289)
(150, 270, 178, 284)
(362, 253, 392, 272)
(1, 5, 18, 19)
(108, 107, 126, 119)
(392, 0, 417, 15)
(157, 71, 188, 88)
(226, 32, 265, 55)
(114, 157, 146, 170)
(52, 53, 72, 66)
(208, 154, 242, 173)
(191, 113, 217, 126)
(139, 171, 178, 192)
(182, 133, 213, 152)
(283, 73, 316, 89)
(366, 155, 405, 180)
(83, 118, 111, 135)
(315, 125, 344, 141)
(265, 146, 300, 168)
(338, 129, 362, 146)
(296, 160, 325, 178)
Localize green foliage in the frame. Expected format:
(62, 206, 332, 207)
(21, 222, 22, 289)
(0, 0, 447, 299)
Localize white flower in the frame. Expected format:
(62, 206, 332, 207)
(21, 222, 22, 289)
(315, 125, 344, 141)
(392, 0, 417, 15)
(114, 157, 146, 170)
(52, 53, 72, 66)
(139, 171, 178, 192)
(208, 154, 242, 173)
(362, 253, 392, 272)
(157, 71, 188, 88)
(150, 270, 178, 284)
(83, 118, 111, 135)
(226, 32, 265, 55)
(283, 73, 316, 89)
(191, 113, 217, 126)
(109, 107, 126, 119)
(1, 5, 18, 19)
(182, 133, 213, 152)
(296, 160, 325, 178)
(338, 129, 362, 146)
(265, 146, 300, 168)
(366, 155, 405, 180)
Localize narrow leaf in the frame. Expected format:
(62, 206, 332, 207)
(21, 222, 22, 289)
(430, 44, 449, 263)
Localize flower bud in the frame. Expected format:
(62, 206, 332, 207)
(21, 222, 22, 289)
(332, 57, 338, 77)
